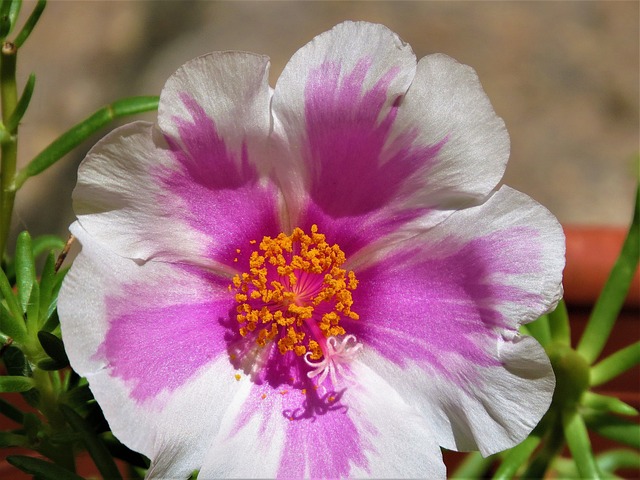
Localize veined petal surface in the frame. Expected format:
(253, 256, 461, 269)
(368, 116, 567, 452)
(74, 53, 280, 267)
(198, 361, 445, 479)
(346, 186, 564, 454)
(58, 224, 243, 476)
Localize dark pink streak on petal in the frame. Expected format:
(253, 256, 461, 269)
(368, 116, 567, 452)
(101, 268, 231, 402)
(304, 59, 442, 218)
(158, 93, 280, 267)
(349, 227, 543, 385)
(299, 201, 428, 259)
(228, 359, 370, 478)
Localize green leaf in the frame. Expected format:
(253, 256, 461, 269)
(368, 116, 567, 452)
(6, 0, 20, 34)
(525, 313, 551, 347)
(15, 95, 159, 187)
(2, 344, 29, 375)
(38, 251, 56, 322)
(582, 391, 638, 416)
(0, 264, 25, 332)
(0, 375, 34, 392)
(32, 234, 66, 258)
(0, 395, 24, 423)
(493, 434, 541, 480)
(563, 409, 603, 479)
(6, 455, 84, 480)
(0, 1, 11, 38)
(37, 330, 68, 367)
(15, 230, 35, 314)
(578, 184, 640, 363)
(12, 0, 45, 48)
(62, 383, 93, 408)
(26, 277, 40, 333)
(0, 430, 25, 447)
(590, 341, 640, 387)
(61, 404, 123, 480)
(449, 451, 494, 479)
(597, 449, 640, 474)
(5, 72, 34, 133)
(0, 298, 25, 342)
(584, 412, 640, 449)
(548, 299, 571, 346)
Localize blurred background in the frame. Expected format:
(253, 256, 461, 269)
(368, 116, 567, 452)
(10, 0, 640, 243)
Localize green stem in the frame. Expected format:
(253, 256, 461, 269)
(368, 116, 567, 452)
(521, 414, 564, 479)
(563, 409, 602, 479)
(577, 184, 640, 363)
(492, 434, 541, 480)
(0, 39, 17, 259)
(548, 299, 571, 346)
(449, 451, 494, 479)
(14, 95, 159, 188)
(525, 314, 551, 347)
(590, 341, 640, 387)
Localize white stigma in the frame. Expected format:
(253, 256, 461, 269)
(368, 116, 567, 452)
(304, 334, 363, 387)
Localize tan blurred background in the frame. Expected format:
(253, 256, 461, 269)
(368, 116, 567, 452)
(10, 0, 640, 245)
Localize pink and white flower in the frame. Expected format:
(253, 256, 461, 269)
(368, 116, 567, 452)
(58, 21, 565, 479)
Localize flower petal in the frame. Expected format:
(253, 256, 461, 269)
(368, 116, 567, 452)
(59, 224, 245, 474)
(198, 361, 445, 479)
(390, 53, 510, 210)
(74, 53, 280, 266)
(345, 186, 563, 453)
(271, 21, 417, 220)
(362, 335, 554, 456)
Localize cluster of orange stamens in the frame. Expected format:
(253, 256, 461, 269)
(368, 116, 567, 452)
(231, 225, 359, 360)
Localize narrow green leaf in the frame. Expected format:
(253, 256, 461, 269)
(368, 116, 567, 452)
(590, 341, 640, 387)
(525, 314, 552, 347)
(0, 375, 34, 392)
(62, 383, 93, 408)
(6, 0, 21, 34)
(5, 72, 34, 132)
(15, 95, 159, 186)
(493, 434, 541, 480)
(15, 230, 35, 314)
(0, 430, 25, 447)
(449, 451, 494, 479)
(0, 396, 24, 423)
(582, 391, 638, 416)
(0, 298, 25, 341)
(0, 264, 25, 329)
(61, 404, 123, 480)
(26, 278, 39, 332)
(12, 0, 45, 48)
(37, 330, 68, 367)
(0, 0, 11, 38)
(597, 449, 640, 474)
(563, 409, 603, 479)
(548, 298, 571, 346)
(38, 251, 56, 325)
(40, 308, 59, 333)
(578, 184, 640, 363)
(584, 412, 640, 449)
(6, 455, 84, 480)
(2, 344, 29, 375)
(32, 234, 65, 258)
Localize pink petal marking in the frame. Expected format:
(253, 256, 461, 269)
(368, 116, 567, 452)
(304, 59, 444, 218)
(100, 267, 230, 402)
(156, 93, 280, 266)
(348, 227, 543, 386)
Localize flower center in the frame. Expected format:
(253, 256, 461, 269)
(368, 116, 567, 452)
(231, 225, 359, 361)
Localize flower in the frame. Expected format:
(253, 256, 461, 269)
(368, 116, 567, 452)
(58, 21, 565, 479)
